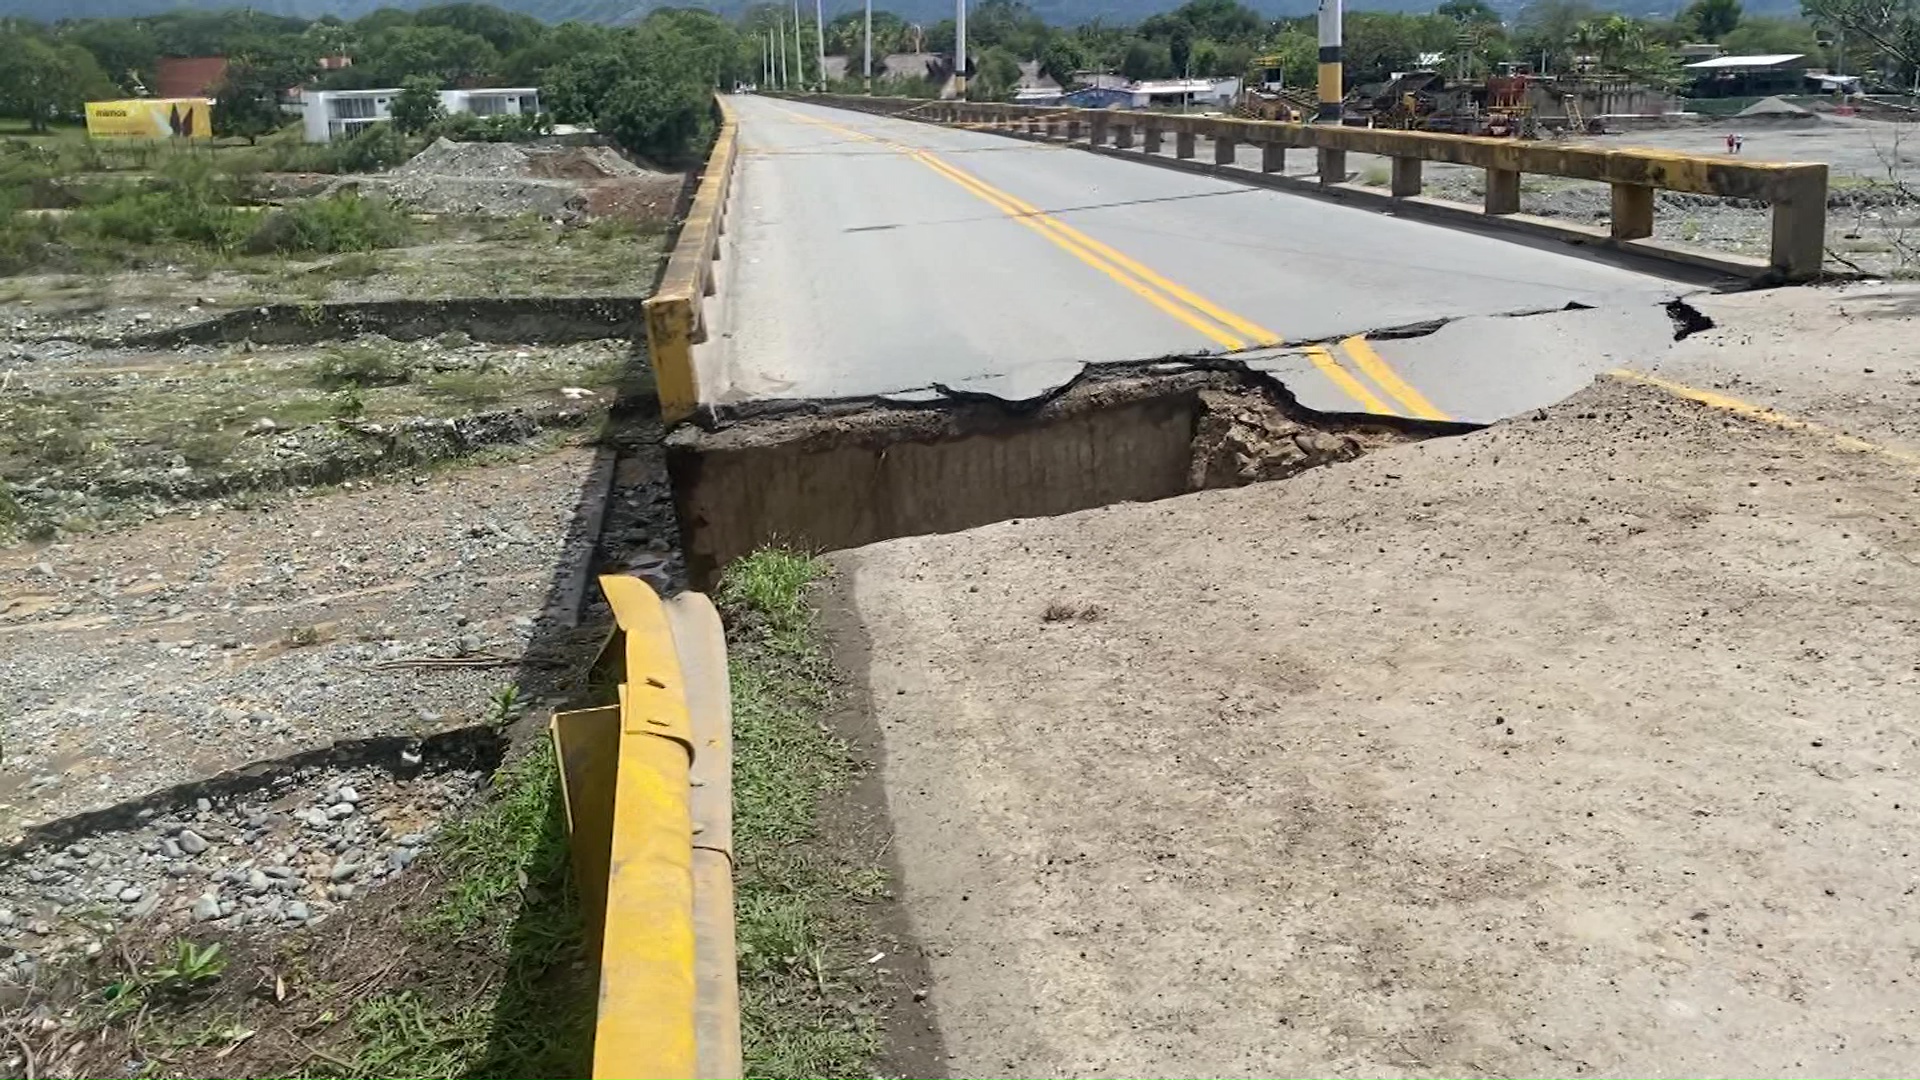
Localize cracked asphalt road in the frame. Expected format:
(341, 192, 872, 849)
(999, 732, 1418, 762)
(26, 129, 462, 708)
(709, 95, 1688, 417)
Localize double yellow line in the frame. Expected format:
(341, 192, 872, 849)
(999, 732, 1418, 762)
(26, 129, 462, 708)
(1306, 337, 1449, 421)
(785, 109, 1276, 353)
(776, 106, 1451, 421)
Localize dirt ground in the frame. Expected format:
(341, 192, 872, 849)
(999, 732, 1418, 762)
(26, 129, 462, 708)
(0, 218, 663, 344)
(822, 283, 1920, 1077)
(0, 447, 601, 843)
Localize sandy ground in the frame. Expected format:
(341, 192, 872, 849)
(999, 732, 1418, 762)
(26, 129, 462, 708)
(824, 283, 1920, 1077)
(1591, 115, 1920, 176)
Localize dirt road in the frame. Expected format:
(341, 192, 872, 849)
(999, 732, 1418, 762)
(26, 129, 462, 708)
(823, 283, 1920, 1077)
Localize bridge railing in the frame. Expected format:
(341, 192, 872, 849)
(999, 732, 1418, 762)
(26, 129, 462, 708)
(803, 94, 1828, 282)
(645, 97, 738, 424)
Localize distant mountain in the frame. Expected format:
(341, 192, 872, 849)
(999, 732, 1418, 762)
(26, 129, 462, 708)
(0, 0, 1805, 28)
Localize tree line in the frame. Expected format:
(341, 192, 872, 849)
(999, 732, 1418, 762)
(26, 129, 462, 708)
(0, 0, 1903, 156)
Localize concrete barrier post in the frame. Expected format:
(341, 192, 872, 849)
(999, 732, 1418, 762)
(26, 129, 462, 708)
(1609, 182, 1655, 240)
(1142, 125, 1163, 154)
(1770, 167, 1828, 280)
(1089, 113, 1109, 146)
(1066, 118, 1082, 140)
(1260, 142, 1285, 173)
(1046, 116, 1060, 138)
(1391, 156, 1422, 197)
(1214, 137, 1237, 165)
(1176, 131, 1196, 159)
(1318, 147, 1346, 184)
(1113, 122, 1134, 150)
(1485, 168, 1521, 215)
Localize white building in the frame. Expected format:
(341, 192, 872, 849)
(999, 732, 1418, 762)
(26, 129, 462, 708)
(302, 87, 542, 142)
(1126, 78, 1241, 109)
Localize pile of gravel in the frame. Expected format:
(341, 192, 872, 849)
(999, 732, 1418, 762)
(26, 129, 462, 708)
(394, 138, 536, 178)
(354, 137, 656, 219)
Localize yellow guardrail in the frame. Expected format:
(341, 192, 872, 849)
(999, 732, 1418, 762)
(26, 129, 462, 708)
(645, 96, 740, 424)
(803, 93, 1829, 281)
(551, 575, 740, 1079)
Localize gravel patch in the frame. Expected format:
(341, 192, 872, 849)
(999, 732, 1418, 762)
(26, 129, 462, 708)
(0, 759, 488, 984)
(0, 447, 610, 841)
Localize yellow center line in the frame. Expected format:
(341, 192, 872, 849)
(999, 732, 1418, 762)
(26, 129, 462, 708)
(903, 150, 1245, 350)
(1304, 345, 1393, 415)
(778, 105, 1257, 352)
(1609, 368, 1920, 467)
(1340, 336, 1451, 421)
(768, 103, 1458, 422)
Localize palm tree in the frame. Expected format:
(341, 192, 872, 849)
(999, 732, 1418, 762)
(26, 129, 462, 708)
(1594, 14, 1644, 71)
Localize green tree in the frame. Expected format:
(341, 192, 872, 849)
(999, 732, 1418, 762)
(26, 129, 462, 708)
(1802, 0, 1920, 81)
(1039, 36, 1085, 86)
(210, 59, 291, 144)
(968, 45, 1023, 99)
(545, 22, 721, 164)
(413, 3, 544, 55)
(1721, 16, 1821, 54)
(967, 0, 1048, 58)
(1592, 13, 1646, 68)
(1437, 0, 1502, 24)
(0, 33, 116, 133)
(1121, 37, 1173, 80)
(502, 20, 616, 85)
(390, 76, 445, 134)
(1685, 0, 1744, 39)
(357, 25, 499, 85)
(1514, 0, 1600, 70)
(1169, 22, 1194, 74)
(66, 19, 161, 96)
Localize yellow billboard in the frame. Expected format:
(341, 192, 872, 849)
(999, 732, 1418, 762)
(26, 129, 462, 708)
(84, 98, 213, 140)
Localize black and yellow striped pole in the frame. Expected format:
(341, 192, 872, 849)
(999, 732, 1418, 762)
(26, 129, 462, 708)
(1316, 0, 1343, 123)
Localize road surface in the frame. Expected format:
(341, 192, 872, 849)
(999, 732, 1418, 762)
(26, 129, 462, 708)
(709, 96, 1688, 422)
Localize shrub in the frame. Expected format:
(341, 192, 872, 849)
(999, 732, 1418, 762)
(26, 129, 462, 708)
(245, 192, 413, 255)
(313, 345, 411, 390)
(0, 200, 62, 276)
(330, 123, 421, 174)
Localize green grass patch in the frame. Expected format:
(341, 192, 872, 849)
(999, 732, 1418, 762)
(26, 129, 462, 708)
(335, 739, 593, 1079)
(312, 344, 412, 390)
(422, 369, 512, 407)
(245, 193, 415, 256)
(719, 547, 884, 1079)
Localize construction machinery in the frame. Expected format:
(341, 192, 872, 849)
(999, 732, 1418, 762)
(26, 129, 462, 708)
(1235, 53, 1317, 122)
(1365, 69, 1538, 137)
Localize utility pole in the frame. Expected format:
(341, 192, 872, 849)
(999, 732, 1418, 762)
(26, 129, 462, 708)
(955, 0, 967, 97)
(1315, 0, 1342, 123)
(777, 19, 788, 89)
(814, 0, 826, 91)
(764, 33, 771, 89)
(792, 0, 806, 90)
(864, 0, 873, 94)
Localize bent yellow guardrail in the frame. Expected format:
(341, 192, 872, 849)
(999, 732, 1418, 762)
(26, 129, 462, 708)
(646, 97, 739, 424)
(551, 575, 740, 1079)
